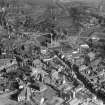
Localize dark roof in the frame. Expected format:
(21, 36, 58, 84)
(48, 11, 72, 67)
(36, 36, 51, 42)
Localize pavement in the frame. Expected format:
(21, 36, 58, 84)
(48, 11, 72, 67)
(69, 98, 81, 105)
(0, 90, 18, 105)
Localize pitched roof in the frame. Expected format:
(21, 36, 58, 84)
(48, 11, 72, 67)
(91, 32, 105, 39)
